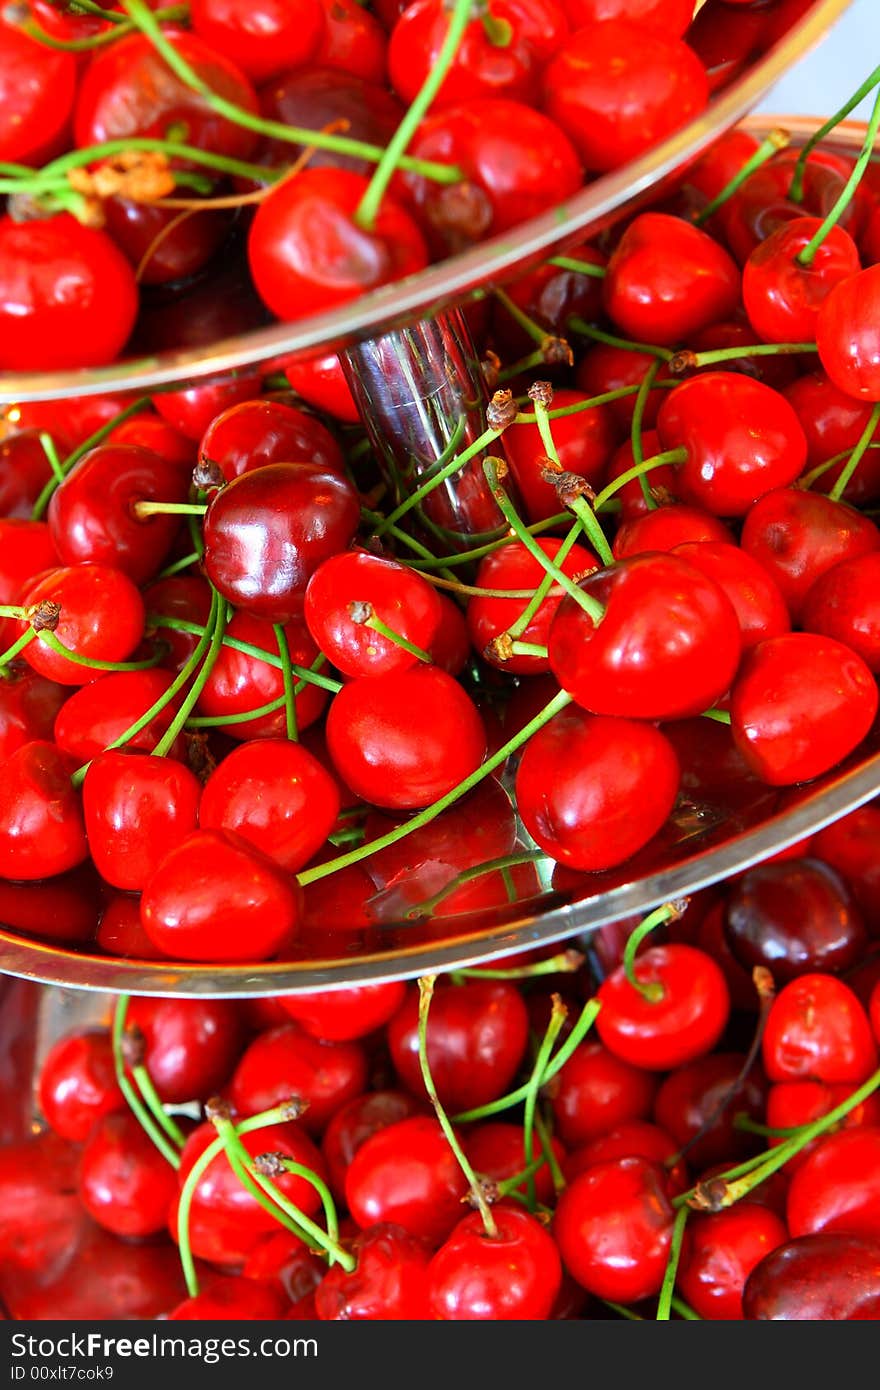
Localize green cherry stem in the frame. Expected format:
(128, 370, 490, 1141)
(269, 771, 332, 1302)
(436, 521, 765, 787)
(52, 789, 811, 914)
(493, 288, 551, 347)
(273, 622, 299, 742)
(592, 447, 687, 513)
(693, 127, 791, 226)
(547, 254, 606, 278)
(798, 79, 880, 266)
(131, 1063, 187, 1150)
(533, 1109, 566, 1197)
(529, 384, 614, 565)
(37, 630, 164, 673)
(31, 396, 152, 521)
(670, 342, 816, 374)
(656, 1205, 689, 1322)
(297, 686, 574, 887)
(567, 318, 674, 362)
(453, 947, 584, 982)
(508, 640, 548, 659)
(701, 707, 732, 725)
(151, 592, 228, 759)
(13, 4, 189, 52)
(0, 627, 37, 669)
(355, 0, 471, 228)
(145, 614, 343, 693)
(828, 401, 880, 502)
(522, 994, 568, 1211)
(369, 424, 502, 540)
(404, 512, 570, 572)
(418, 974, 498, 1237)
(119, 0, 461, 185)
(349, 602, 432, 663)
(133, 501, 207, 519)
(800, 440, 880, 491)
(671, 1295, 702, 1321)
(630, 355, 661, 510)
(789, 62, 880, 204)
(38, 433, 65, 487)
(412, 850, 550, 923)
(111, 996, 181, 1170)
(622, 901, 687, 1002)
(504, 518, 586, 640)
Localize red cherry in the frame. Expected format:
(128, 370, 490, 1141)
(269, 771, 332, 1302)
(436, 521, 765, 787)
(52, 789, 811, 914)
(743, 1232, 880, 1320)
(53, 670, 185, 762)
(316, 1223, 432, 1320)
(189, 0, 325, 82)
(0, 433, 55, 520)
(243, 1231, 326, 1304)
(37, 1030, 125, 1144)
(126, 997, 246, 1105)
(742, 217, 861, 344)
(304, 550, 442, 679)
(564, 1119, 689, 1196)
(542, 20, 708, 173)
(765, 1080, 880, 1173)
(83, 750, 201, 892)
(152, 373, 263, 442)
(677, 1204, 789, 1320)
(229, 1021, 369, 1136)
(283, 352, 360, 424)
(611, 503, 735, 558)
(816, 263, 880, 400)
(321, 1089, 425, 1200)
(464, 1122, 566, 1207)
(168, 1275, 289, 1320)
(140, 828, 302, 962)
(344, 1115, 470, 1245)
(575, 343, 665, 430)
(0, 215, 138, 372)
(387, 979, 529, 1114)
(801, 552, 880, 673)
(652, 1051, 769, 1171)
(142, 575, 214, 675)
(729, 633, 878, 786)
(787, 1128, 880, 1240)
(0, 15, 76, 164)
(78, 1111, 178, 1239)
(0, 740, 87, 881)
(560, 0, 694, 30)
(762, 974, 879, 1084)
(672, 541, 790, 651)
(325, 666, 486, 811)
(313, 0, 388, 83)
(596, 943, 731, 1072)
(548, 1040, 658, 1148)
(18, 564, 146, 687)
(553, 1155, 675, 1303)
(198, 398, 344, 484)
(813, 806, 880, 933)
(428, 1204, 562, 1320)
(515, 708, 680, 871)
(503, 390, 618, 524)
(0, 666, 67, 761)
(258, 68, 403, 180)
(783, 369, 880, 501)
(277, 982, 406, 1043)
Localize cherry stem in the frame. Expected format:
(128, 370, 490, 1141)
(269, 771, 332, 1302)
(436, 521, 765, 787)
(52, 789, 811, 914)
(493, 288, 550, 348)
(522, 994, 568, 1211)
(157, 550, 202, 579)
(133, 501, 207, 519)
(671, 1295, 701, 1321)
(251, 1155, 350, 1267)
(504, 518, 586, 641)
(798, 81, 880, 266)
(37, 630, 163, 673)
(119, 0, 461, 186)
(298, 687, 573, 888)
(493, 1152, 551, 1204)
(350, 603, 432, 663)
(31, 396, 151, 521)
(418, 974, 498, 1237)
(828, 403, 880, 502)
(355, 0, 471, 228)
(483, 457, 606, 623)
(622, 900, 687, 1002)
(567, 318, 674, 362)
(673, 1065, 880, 1212)
(38, 433, 65, 487)
(547, 254, 606, 278)
(672, 341, 815, 373)
(454, 948, 584, 981)
(131, 1063, 187, 1150)
(411, 850, 549, 922)
(110, 996, 181, 1170)
(534, 1109, 566, 1196)
(530, 389, 614, 565)
(801, 440, 880, 491)
(152, 590, 228, 758)
(0, 627, 37, 669)
(146, 614, 343, 693)
(701, 707, 732, 725)
(369, 420, 497, 540)
(14, 3, 188, 51)
(404, 512, 570, 572)
(507, 640, 547, 659)
(452, 996, 601, 1124)
(693, 127, 791, 225)
(789, 63, 880, 204)
(272, 623, 299, 742)
(24, 138, 282, 195)
(656, 1206, 689, 1322)
(630, 356, 661, 510)
(175, 1102, 314, 1297)
(592, 447, 687, 513)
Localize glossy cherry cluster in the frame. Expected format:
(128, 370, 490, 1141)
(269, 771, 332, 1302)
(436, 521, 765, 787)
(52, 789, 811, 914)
(0, 0, 828, 371)
(6, 829, 880, 1322)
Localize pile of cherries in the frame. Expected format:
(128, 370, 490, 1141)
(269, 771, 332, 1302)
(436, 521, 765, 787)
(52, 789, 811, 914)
(6, 828, 880, 1322)
(0, 0, 835, 369)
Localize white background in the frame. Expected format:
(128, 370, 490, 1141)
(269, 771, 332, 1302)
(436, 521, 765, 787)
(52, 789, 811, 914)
(756, 0, 880, 119)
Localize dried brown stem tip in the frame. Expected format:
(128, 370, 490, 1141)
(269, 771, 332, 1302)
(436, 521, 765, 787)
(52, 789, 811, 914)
(252, 1151, 290, 1178)
(688, 1177, 733, 1213)
(540, 336, 573, 367)
(204, 1095, 233, 1124)
(486, 389, 518, 432)
(486, 633, 514, 663)
(119, 1025, 145, 1069)
(27, 600, 60, 633)
(192, 458, 225, 493)
(480, 350, 501, 392)
(527, 380, 554, 408)
(668, 350, 698, 376)
(553, 472, 596, 507)
(68, 151, 176, 204)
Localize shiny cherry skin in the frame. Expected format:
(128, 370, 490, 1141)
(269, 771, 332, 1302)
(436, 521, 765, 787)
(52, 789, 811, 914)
(0, 215, 139, 372)
(596, 943, 731, 1072)
(0, 666, 67, 761)
(277, 981, 406, 1043)
(199, 738, 340, 873)
(102, 197, 233, 289)
(464, 1122, 566, 1207)
(653, 1052, 765, 1171)
(174, 1119, 328, 1268)
(0, 741, 87, 881)
(762, 974, 878, 1084)
(48, 444, 190, 584)
(602, 212, 740, 347)
(787, 1128, 880, 1240)
(202, 461, 360, 622)
(37, 1029, 125, 1143)
(542, 20, 708, 173)
(108, 412, 195, 472)
(813, 805, 880, 932)
(53, 670, 185, 762)
(783, 369, 880, 502)
(740, 487, 880, 621)
(729, 633, 878, 787)
(259, 68, 404, 180)
(320, 1090, 425, 1201)
(248, 169, 427, 322)
(575, 344, 665, 430)
(0, 520, 59, 617)
(313, 0, 388, 83)
(283, 352, 360, 424)
(611, 503, 734, 558)
(152, 372, 263, 442)
(229, 1021, 368, 1136)
(97, 892, 167, 960)
(553, 1155, 675, 1303)
(656, 373, 807, 517)
(816, 263, 880, 400)
(672, 541, 790, 651)
(344, 1116, 470, 1246)
(168, 1275, 289, 1321)
(0, 432, 55, 520)
(142, 575, 214, 675)
(401, 99, 582, 256)
(388, 0, 568, 108)
(467, 537, 599, 676)
(73, 29, 259, 162)
(316, 1223, 432, 1320)
(743, 1232, 880, 1320)
(325, 665, 486, 811)
(387, 978, 529, 1114)
(195, 611, 329, 741)
(304, 550, 442, 679)
(677, 1204, 789, 1320)
(198, 398, 344, 484)
(515, 708, 680, 872)
(77, 1111, 179, 1239)
(18, 563, 146, 687)
(140, 827, 302, 962)
(723, 857, 869, 985)
(189, 0, 324, 81)
(82, 750, 201, 892)
(742, 217, 861, 344)
(547, 552, 742, 720)
(0, 15, 76, 164)
(765, 1081, 880, 1173)
(801, 552, 880, 673)
(564, 1119, 689, 1196)
(548, 1040, 658, 1149)
(561, 0, 694, 29)
(126, 996, 246, 1105)
(503, 389, 618, 524)
(428, 1205, 562, 1320)
(243, 1231, 326, 1304)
